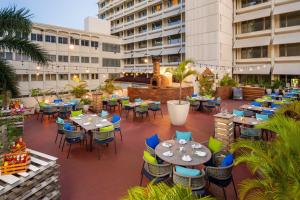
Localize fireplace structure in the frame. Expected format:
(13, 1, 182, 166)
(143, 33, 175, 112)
(150, 56, 162, 88)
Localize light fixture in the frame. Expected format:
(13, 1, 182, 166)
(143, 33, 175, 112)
(86, 68, 89, 73)
(69, 44, 75, 50)
(103, 74, 106, 78)
(263, 65, 266, 68)
(249, 67, 253, 71)
(36, 66, 40, 70)
(144, 58, 148, 63)
(257, 66, 261, 70)
(45, 99, 49, 104)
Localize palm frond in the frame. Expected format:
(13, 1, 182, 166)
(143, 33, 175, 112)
(239, 179, 270, 200)
(0, 36, 48, 64)
(0, 59, 19, 96)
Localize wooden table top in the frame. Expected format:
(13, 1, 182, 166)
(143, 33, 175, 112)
(233, 116, 261, 126)
(240, 104, 276, 112)
(155, 140, 212, 166)
(70, 114, 112, 131)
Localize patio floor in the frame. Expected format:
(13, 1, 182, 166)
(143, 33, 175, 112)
(23, 100, 252, 200)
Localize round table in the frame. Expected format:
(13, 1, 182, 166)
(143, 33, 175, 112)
(155, 140, 212, 166)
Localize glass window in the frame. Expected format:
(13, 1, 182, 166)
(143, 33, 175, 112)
(152, 38, 162, 46)
(167, 0, 181, 7)
(58, 55, 68, 62)
(241, 0, 269, 8)
(70, 56, 79, 63)
(81, 74, 89, 80)
(138, 10, 147, 18)
(70, 38, 80, 45)
(152, 4, 162, 13)
(241, 17, 271, 33)
(91, 74, 99, 79)
(138, 25, 147, 33)
(31, 74, 43, 81)
(168, 54, 181, 62)
(81, 40, 89, 47)
(127, 29, 134, 36)
(45, 35, 56, 43)
(125, 43, 134, 51)
(91, 41, 99, 48)
(138, 57, 148, 64)
(152, 21, 162, 30)
(58, 37, 68, 44)
(91, 57, 99, 63)
(17, 74, 29, 82)
(81, 57, 90, 63)
(125, 58, 134, 64)
(102, 43, 121, 53)
(138, 41, 147, 48)
(46, 74, 57, 81)
(5, 52, 13, 60)
(126, 14, 134, 22)
(168, 34, 181, 44)
(168, 15, 181, 26)
(280, 11, 300, 28)
(279, 43, 300, 57)
(59, 74, 68, 80)
(103, 58, 121, 67)
(241, 46, 268, 59)
(47, 55, 56, 62)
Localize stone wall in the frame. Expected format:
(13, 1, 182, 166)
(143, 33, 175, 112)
(128, 86, 194, 103)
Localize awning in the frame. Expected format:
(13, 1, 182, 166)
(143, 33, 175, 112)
(234, 36, 271, 48)
(273, 63, 300, 75)
(233, 64, 271, 74)
(274, 1, 300, 15)
(234, 8, 271, 23)
(273, 32, 300, 45)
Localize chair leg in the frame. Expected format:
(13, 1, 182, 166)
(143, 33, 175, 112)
(232, 177, 238, 199)
(55, 132, 59, 143)
(61, 139, 66, 152)
(153, 111, 156, 119)
(139, 173, 144, 186)
(59, 135, 63, 148)
(67, 144, 72, 159)
(222, 187, 227, 200)
(114, 140, 117, 154)
(160, 110, 163, 118)
(119, 130, 123, 141)
(97, 145, 101, 160)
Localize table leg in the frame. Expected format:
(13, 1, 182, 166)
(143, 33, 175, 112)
(197, 101, 204, 111)
(89, 131, 93, 152)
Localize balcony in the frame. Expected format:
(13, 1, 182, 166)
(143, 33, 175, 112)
(236, 1, 272, 14)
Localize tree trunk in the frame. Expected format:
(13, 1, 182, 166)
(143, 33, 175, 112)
(179, 82, 182, 105)
(0, 125, 8, 154)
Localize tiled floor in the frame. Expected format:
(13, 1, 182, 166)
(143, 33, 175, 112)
(23, 100, 252, 200)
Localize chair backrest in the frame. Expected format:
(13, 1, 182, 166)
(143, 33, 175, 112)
(43, 106, 57, 113)
(175, 131, 192, 141)
(172, 168, 206, 190)
(233, 109, 244, 117)
(134, 98, 142, 103)
(59, 105, 72, 112)
(261, 109, 274, 116)
(149, 102, 161, 110)
(251, 101, 262, 107)
(244, 110, 254, 117)
(111, 114, 121, 128)
(108, 99, 118, 106)
(121, 99, 129, 106)
(63, 129, 83, 139)
(206, 100, 216, 106)
(240, 126, 261, 139)
(271, 103, 281, 108)
(71, 110, 82, 117)
(93, 125, 114, 141)
(56, 120, 64, 131)
(100, 110, 109, 118)
(256, 113, 269, 121)
(135, 104, 148, 112)
(143, 158, 172, 177)
(205, 156, 234, 180)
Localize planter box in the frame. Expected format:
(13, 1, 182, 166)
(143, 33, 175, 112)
(241, 87, 265, 101)
(216, 86, 232, 100)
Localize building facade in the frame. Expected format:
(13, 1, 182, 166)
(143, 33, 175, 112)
(1, 21, 123, 96)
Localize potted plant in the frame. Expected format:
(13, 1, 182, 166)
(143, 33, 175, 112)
(272, 79, 284, 94)
(216, 73, 237, 99)
(67, 81, 88, 98)
(81, 98, 92, 112)
(165, 60, 197, 126)
(99, 79, 122, 95)
(264, 81, 272, 95)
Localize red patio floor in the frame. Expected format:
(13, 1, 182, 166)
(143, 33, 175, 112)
(23, 100, 252, 200)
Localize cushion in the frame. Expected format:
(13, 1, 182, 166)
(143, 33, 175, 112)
(100, 125, 114, 132)
(146, 134, 160, 149)
(135, 98, 142, 103)
(143, 151, 157, 165)
(64, 123, 74, 131)
(251, 102, 262, 107)
(175, 166, 201, 177)
(56, 117, 64, 124)
(208, 137, 223, 153)
(53, 99, 62, 103)
(101, 110, 109, 118)
(175, 131, 192, 141)
(221, 154, 234, 167)
(122, 99, 129, 105)
(192, 93, 198, 97)
(71, 110, 82, 117)
(256, 113, 269, 121)
(233, 109, 244, 117)
(111, 114, 121, 123)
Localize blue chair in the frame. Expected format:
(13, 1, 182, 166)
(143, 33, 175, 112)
(271, 104, 281, 109)
(175, 131, 192, 141)
(256, 113, 269, 121)
(251, 102, 262, 107)
(148, 102, 163, 118)
(233, 109, 244, 117)
(100, 110, 109, 118)
(203, 100, 217, 112)
(134, 98, 142, 103)
(111, 114, 122, 141)
(261, 109, 274, 116)
(62, 127, 86, 159)
(192, 93, 198, 97)
(53, 99, 63, 104)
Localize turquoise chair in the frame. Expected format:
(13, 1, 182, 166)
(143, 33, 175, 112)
(256, 113, 269, 121)
(134, 98, 142, 103)
(251, 102, 262, 107)
(111, 114, 122, 141)
(175, 131, 192, 141)
(233, 109, 244, 117)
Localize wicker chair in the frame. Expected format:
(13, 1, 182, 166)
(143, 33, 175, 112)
(205, 155, 237, 200)
(108, 99, 118, 111)
(61, 128, 86, 159)
(134, 104, 149, 119)
(140, 158, 172, 186)
(203, 100, 217, 113)
(187, 97, 200, 111)
(240, 126, 262, 140)
(92, 125, 116, 160)
(112, 116, 123, 141)
(58, 105, 72, 119)
(41, 106, 57, 122)
(148, 103, 163, 118)
(55, 120, 65, 148)
(173, 168, 206, 191)
(145, 141, 156, 156)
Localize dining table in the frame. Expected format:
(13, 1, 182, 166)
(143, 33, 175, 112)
(70, 114, 113, 151)
(192, 96, 213, 111)
(239, 104, 276, 113)
(233, 116, 261, 126)
(155, 140, 212, 167)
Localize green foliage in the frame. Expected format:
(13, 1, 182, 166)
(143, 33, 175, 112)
(276, 101, 300, 121)
(0, 6, 49, 98)
(122, 182, 215, 200)
(30, 88, 53, 104)
(271, 79, 284, 89)
(67, 81, 88, 98)
(166, 60, 197, 104)
(231, 102, 300, 200)
(99, 79, 122, 95)
(198, 75, 214, 96)
(219, 74, 237, 87)
(80, 98, 92, 105)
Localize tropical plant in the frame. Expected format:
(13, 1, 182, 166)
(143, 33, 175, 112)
(271, 79, 284, 90)
(231, 102, 300, 200)
(198, 75, 214, 97)
(66, 81, 88, 98)
(219, 74, 237, 87)
(0, 7, 48, 106)
(276, 101, 300, 121)
(80, 98, 91, 105)
(30, 88, 53, 104)
(99, 79, 122, 95)
(166, 60, 197, 104)
(122, 182, 215, 200)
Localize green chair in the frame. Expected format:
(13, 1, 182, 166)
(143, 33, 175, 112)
(108, 98, 118, 111)
(187, 97, 200, 111)
(148, 102, 163, 118)
(121, 99, 133, 119)
(134, 104, 149, 119)
(71, 110, 83, 117)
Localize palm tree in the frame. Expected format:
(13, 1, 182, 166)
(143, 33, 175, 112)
(166, 60, 197, 104)
(231, 104, 300, 200)
(122, 182, 215, 200)
(0, 6, 48, 106)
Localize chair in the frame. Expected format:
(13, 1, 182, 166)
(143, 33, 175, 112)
(175, 131, 192, 141)
(71, 110, 82, 117)
(55, 118, 65, 147)
(261, 109, 274, 116)
(101, 96, 108, 110)
(145, 134, 160, 156)
(232, 109, 244, 117)
(240, 126, 262, 140)
(256, 113, 269, 121)
(271, 103, 281, 109)
(135, 98, 142, 103)
(205, 155, 237, 200)
(53, 99, 63, 104)
(243, 110, 254, 117)
(140, 157, 172, 186)
(134, 104, 149, 119)
(203, 100, 217, 113)
(121, 99, 133, 119)
(251, 101, 262, 107)
(41, 106, 57, 122)
(173, 167, 206, 191)
(111, 114, 123, 141)
(215, 97, 222, 112)
(187, 97, 200, 111)
(58, 105, 72, 119)
(100, 110, 109, 118)
(92, 125, 116, 160)
(62, 128, 86, 159)
(108, 98, 118, 111)
(148, 102, 163, 118)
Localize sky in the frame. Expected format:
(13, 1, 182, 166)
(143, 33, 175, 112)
(0, 0, 98, 30)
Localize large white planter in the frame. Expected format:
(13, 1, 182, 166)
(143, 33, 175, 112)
(167, 100, 190, 126)
(83, 105, 90, 112)
(274, 89, 280, 94)
(266, 88, 272, 95)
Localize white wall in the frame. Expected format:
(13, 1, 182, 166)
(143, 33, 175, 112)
(84, 17, 111, 35)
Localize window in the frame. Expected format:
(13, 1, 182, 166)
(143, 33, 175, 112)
(15, 53, 30, 61)
(127, 29, 134, 36)
(81, 40, 89, 47)
(241, 17, 271, 33)
(31, 33, 43, 41)
(152, 38, 162, 46)
(168, 34, 181, 44)
(47, 55, 56, 62)
(81, 57, 90, 63)
(17, 74, 29, 82)
(241, 46, 268, 59)
(126, 14, 134, 22)
(168, 54, 181, 62)
(58, 55, 68, 62)
(70, 56, 80, 63)
(152, 4, 162, 13)
(58, 37, 68, 44)
(138, 10, 147, 18)
(125, 43, 134, 51)
(241, 0, 269, 8)
(70, 38, 80, 45)
(81, 74, 89, 80)
(152, 21, 162, 30)
(167, 0, 181, 8)
(138, 25, 147, 33)
(59, 74, 68, 80)
(91, 74, 99, 80)
(31, 74, 43, 81)
(45, 74, 57, 81)
(91, 41, 99, 48)
(138, 57, 148, 64)
(168, 15, 181, 26)
(91, 57, 99, 63)
(280, 11, 300, 28)
(2, 52, 13, 60)
(103, 58, 121, 67)
(125, 58, 134, 64)
(138, 41, 147, 48)
(279, 43, 300, 57)
(102, 43, 121, 53)
(126, 1, 134, 8)
(45, 35, 56, 43)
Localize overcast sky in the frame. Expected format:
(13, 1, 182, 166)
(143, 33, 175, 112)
(1, 0, 98, 30)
